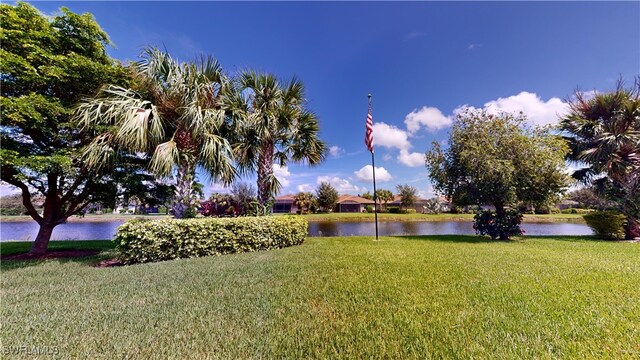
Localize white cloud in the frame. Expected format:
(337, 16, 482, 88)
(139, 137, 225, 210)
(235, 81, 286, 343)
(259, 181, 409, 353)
(354, 165, 393, 183)
(316, 176, 363, 194)
(382, 154, 392, 161)
(372, 122, 411, 150)
(297, 184, 315, 193)
(459, 91, 569, 126)
(468, 43, 482, 50)
(404, 106, 453, 133)
(397, 149, 425, 167)
(273, 164, 290, 187)
(329, 145, 344, 158)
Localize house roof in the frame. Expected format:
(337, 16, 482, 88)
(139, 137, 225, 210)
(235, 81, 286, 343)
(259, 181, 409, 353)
(274, 194, 295, 202)
(336, 195, 375, 205)
(389, 195, 429, 204)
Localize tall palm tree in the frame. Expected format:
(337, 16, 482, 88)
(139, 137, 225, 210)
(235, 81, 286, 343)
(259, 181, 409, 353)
(559, 79, 640, 238)
(75, 48, 236, 218)
(226, 70, 327, 204)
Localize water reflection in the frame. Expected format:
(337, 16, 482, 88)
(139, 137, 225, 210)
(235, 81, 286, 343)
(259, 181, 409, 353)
(0, 219, 592, 241)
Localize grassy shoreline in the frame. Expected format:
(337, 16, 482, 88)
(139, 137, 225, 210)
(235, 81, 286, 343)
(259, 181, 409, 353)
(0, 212, 585, 223)
(1, 236, 637, 358)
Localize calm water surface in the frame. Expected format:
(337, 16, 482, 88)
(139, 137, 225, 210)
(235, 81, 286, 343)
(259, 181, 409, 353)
(0, 219, 592, 241)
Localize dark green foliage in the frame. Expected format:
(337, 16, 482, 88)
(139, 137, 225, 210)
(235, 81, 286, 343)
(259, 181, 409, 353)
(473, 209, 524, 240)
(114, 216, 308, 264)
(388, 207, 400, 214)
(316, 182, 338, 212)
(396, 184, 418, 209)
(583, 211, 627, 240)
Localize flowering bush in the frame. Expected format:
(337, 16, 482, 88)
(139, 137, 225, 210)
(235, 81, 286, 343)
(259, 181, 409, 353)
(473, 209, 523, 240)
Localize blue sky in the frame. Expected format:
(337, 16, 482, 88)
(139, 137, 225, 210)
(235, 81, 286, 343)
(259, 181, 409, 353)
(8, 1, 640, 198)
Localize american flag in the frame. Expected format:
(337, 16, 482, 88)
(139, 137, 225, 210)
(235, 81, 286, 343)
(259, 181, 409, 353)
(365, 102, 374, 153)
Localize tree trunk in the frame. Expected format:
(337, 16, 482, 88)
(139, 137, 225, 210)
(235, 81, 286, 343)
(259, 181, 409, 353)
(30, 223, 56, 256)
(257, 140, 275, 205)
(494, 202, 509, 241)
(172, 162, 196, 218)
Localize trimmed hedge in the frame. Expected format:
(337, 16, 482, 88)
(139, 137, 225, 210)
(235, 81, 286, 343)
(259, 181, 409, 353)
(583, 211, 627, 240)
(114, 216, 308, 264)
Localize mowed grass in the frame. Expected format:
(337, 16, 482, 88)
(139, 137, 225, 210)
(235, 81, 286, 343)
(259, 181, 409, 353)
(1, 236, 638, 359)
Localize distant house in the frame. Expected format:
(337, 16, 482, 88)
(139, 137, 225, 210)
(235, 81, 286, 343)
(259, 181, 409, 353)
(387, 195, 430, 213)
(334, 195, 375, 213)
(272, 194, 298, 213)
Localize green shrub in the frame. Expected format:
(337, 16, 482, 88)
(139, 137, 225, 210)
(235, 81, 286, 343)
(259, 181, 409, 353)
(396, 209, 417, 214)
(549, 207, 561, 214)
(473, 209, 524, 240)
(365, 205, 374, 213)
(388, 207, 400, 214)
(583, 211, 627, 240)
(114, 216, 308, 264)
(561, 208, 593, 214)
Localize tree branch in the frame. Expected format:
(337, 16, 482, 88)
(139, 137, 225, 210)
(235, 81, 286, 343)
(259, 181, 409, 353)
(2, 176, 43, 224)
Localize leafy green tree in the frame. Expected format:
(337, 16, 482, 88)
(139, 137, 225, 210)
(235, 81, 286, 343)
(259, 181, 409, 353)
(75, 48, 236, 218)
(226, 70, 327, 204)
(395, 185, 418, 210)
(0, 2, 131, 255)
(559, 80, 640, 238)
(316, 181, 339, 212)
(426, 109, 570, 239)
(375, 189, 394, 210)
(294, 192, 317, 214)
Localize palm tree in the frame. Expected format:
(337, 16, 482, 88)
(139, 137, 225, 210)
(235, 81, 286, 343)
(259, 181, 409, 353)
(75, 48, 236, 218)
(375, 189, 394, 210)
(294, 192, 316, 214)
(559, 79, 640, 238)
(225, 70, 327, 204)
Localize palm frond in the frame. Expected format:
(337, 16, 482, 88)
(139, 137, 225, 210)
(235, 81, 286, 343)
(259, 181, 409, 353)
(149, 140, 179, 177)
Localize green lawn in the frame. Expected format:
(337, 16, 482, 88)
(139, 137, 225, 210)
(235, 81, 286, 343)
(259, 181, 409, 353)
(1, 236, 638, 358)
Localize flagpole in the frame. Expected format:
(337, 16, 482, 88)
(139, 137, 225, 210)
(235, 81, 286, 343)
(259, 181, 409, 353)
(368, 94, 379, 241)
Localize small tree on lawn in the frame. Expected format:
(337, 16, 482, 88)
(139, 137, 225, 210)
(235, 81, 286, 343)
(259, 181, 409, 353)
(426, 109, 570, 240)
(375, 189, 394, 210)
(396, 185, 418, 210)
(316, 182, 338, 212)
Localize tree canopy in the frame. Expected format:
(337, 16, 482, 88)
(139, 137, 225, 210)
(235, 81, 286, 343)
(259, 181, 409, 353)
(426, 109, 570, 239)
(0, 2, 131, 254)
(316, 182, 339, 212)
(395, 185, 418, 210)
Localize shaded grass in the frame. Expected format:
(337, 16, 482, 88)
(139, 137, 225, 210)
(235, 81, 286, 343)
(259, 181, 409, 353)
(1, 236, 638, 358)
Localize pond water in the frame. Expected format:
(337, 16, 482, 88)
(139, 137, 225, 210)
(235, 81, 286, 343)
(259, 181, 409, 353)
(0, 219, 592, 241)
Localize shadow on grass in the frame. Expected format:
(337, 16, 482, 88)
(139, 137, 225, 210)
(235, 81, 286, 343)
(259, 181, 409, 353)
(396, 234, 501, 243)
(1, 241, 116, 272)
(396, 234, 600, 244)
